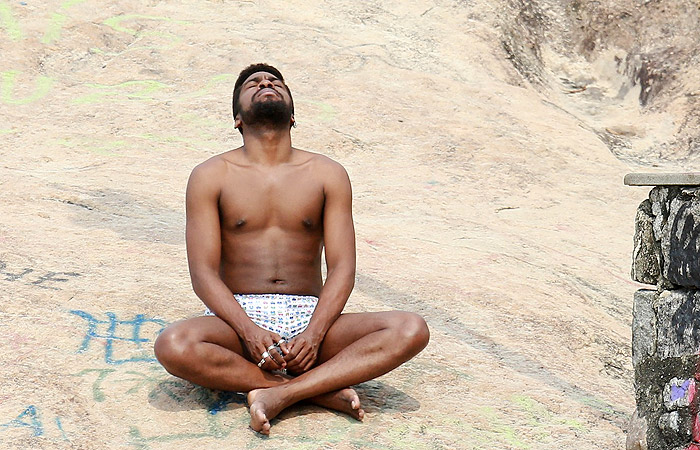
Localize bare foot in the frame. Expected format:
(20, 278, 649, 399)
(310, 388, 365, 421)
(247, 387, 287, 435)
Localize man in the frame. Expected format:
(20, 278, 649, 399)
(154, 63, 430, 435)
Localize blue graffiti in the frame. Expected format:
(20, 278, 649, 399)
(0, 405, 43, 436)
(207, 391, 245, 415)
(54, 416, 67, 440)
(70, 310, 166, 364)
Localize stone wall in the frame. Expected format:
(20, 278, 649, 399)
(632, 186, 700, 450)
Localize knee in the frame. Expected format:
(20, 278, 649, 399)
(395, 312, 430, 355)
(154, 325, 195, 372)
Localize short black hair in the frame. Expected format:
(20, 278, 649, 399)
(232, 63, 294, 122)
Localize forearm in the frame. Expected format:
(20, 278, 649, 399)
(305, 265, 355, 337)
(191, 271, 257, 336)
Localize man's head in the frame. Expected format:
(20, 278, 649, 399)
(232, 63, 295, 135)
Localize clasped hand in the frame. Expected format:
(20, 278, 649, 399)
(283, 331, 322, 374)
(243, 327, 321, 373)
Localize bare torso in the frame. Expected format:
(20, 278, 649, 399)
(216, 147, 326, 296)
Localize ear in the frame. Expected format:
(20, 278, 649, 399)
(291, 115, 296, 128)
(234, 115, 242, 129)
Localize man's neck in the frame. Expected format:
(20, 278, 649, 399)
(241, 126, 293, 166)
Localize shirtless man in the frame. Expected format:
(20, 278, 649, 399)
(154, 63, 430, 435)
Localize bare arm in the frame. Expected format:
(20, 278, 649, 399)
(186, 160, 289, 369)
(307, 162, 356, 336)
(285, 161, 355, 372)
(186, 160, 255, 335)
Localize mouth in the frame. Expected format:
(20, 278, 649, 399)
(255, 88, 280, 99)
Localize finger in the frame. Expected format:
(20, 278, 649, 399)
(261, 335, 275, 350)
(287, 347, 309, 368)
(284, 340, 302, 362)
(266, 358, 283, 371)
(299, 352, 316, 372)
(257, 345, 282, 371)
(271, 332, 283, 343)
(277, 339, 290, 356)
(261, 355, 282, 371)
(268, 347, 286, 366)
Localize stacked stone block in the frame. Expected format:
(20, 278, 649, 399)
(631, 185, 700, 450)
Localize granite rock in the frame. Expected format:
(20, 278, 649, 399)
(632, 288, 700, 450)
(632, 187, 700, 289)
(632, 289, 657, 367)
(632, 200, 661, 285)
(656, 290, 700, 359)
(625, 408, 648, 450)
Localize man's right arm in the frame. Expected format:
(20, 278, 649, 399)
(185, 160, 254, 336)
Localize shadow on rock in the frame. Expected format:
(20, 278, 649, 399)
(149, 377, 418, 420)
(148, 379, 246, 413)
(272, 380, 420, 426)
(355, 380, 420, 413)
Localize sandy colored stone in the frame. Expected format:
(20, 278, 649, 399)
(3, 0, 698, 449)
(624, 173, 700, 186)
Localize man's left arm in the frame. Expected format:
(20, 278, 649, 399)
(285, 161, 356, 372)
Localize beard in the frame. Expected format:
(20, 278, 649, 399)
(240, 96, 292, 129)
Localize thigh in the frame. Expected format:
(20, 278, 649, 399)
(158, 315, 246, 357)
(316, 311, 404, 364)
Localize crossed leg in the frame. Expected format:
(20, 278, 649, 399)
(154, 311, 429, 434)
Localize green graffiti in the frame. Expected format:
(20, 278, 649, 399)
(115, 369, 182, 396)
(75, 368, 117, 402)
(297, 99, 336, 122)
(476, 407, 530, 449)
(90, 14, 189, 55)
(1, 71, 53, 105)
(511, 394, 585, 431)
(57, 137, 127, 156)
(0, 2, 22, 41)
(41, 0, 87, 45)
(183, 73, 238, 99)
(90, 30, 182, 56)
(61, 0, 87, 8)
(127, 412, 247, 449)
(134, 132, 219, 150)
(73, 80, 169, 104)
(179, 113, 230, 129)
(103, 14, 188, 35)
(41, 13, 66, 45)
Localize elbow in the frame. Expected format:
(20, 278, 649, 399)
(341, 266, 356, 293)
(326, 264, 355, 292)
(190, 270, 214, 298)
(348, 270, 356, 291)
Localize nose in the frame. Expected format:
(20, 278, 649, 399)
(258, 78, 274, 89)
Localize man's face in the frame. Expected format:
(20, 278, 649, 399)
(236, 71, 293, 130)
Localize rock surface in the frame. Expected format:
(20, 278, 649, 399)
(632, 187, 700, 289)
(4, 0, 697, 448)
(625, 173, 700, 186)
(633, 289, 700, 450)
(625, 408, 648, 450)
(632, 200, 660, 286)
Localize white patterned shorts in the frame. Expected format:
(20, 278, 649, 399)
(204, 293, 318, 339)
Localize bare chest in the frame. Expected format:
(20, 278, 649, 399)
(218, 168, 324, 233)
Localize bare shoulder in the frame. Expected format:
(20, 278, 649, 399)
(188, 149, 240, 190)
(295, 149, 351, 186)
